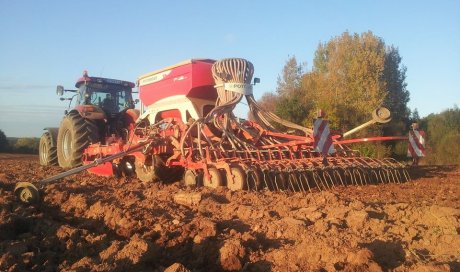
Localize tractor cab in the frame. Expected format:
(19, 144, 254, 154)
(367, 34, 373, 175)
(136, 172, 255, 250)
(75, 71, 136, 117)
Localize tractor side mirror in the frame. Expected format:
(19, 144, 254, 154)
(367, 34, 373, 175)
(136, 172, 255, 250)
(56, 85, 64, 96)
(253, 78, 260, 85)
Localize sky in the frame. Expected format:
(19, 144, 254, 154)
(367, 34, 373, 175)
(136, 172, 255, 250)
(0, 0, 459, 137)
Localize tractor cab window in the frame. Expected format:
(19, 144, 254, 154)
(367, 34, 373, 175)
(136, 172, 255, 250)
(78, 84, 134, 113)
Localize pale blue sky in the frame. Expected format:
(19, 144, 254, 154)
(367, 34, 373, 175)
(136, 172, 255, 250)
(0, 0, 459, 137)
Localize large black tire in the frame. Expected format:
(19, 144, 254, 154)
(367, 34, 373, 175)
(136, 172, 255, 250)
(57, 112, 99, 169)
(135, 155, 183, 183)
(39, 132, 58, 166)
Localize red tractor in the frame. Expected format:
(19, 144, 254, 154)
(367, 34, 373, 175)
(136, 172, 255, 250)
(39, 71, 138, 171)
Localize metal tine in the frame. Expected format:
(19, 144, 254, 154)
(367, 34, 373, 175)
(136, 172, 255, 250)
(379, 168, 388, 183)
(290, 164, 306, 193)
(246, 167, 258, 191)
(323, 170, 335, 189)
(319, 169, 331, 190)
(333, 168, 345, 187)
(344, 168, 354, 186)
(349, 168, 358, 186)
(351, 168, 358, 186)
(299, 171, 312, 193)
(296, 170, 308, 193)
(312, 171, 323, 191)
(358, 167, 367, 185)
(353, 168, 364, 186)
(377, 169, 387, 184)
(383, 158, 410, 183)
(402, 169, 411, 182)
(329, 164, 343, 187)
(287, 171, 297, 192)
(362, 168, 371, 185)
(262, 169, 273, 191)
(370, 169, 379, 184)
(386, 167, 397, 183)
(357, 167, 368, 186)
(286, 168, 297, 192)
(245, 170, 252, 192)
(383, 168, 395, 183)
(392, 167, 402, 184)
(287, 164, 301, 192)
(272, 169, 281, 192)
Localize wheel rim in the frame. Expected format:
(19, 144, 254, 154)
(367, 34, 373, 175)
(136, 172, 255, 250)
(227, 167, 246, 191)
(62, 129, 72, 161)
(40, 141, 48, 163)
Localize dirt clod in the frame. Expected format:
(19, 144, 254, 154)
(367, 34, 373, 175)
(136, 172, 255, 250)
(0, 154, 458, 271)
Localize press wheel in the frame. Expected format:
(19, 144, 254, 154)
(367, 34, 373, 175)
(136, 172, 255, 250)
(184, 169, 199, 187)
(203, 168, 223, 188)
(227, 166, 247, 191)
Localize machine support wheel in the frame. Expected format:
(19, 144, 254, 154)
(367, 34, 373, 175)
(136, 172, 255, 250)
(135, 159, 155, 182)
(135, 155, 184, 183)
(14, 182, 39, 205)
(39, 132, 58, 166)
(203, 168, 223, 188)
(184, 169, 199, 187)
(227, 166, 247, 191)
(57, 112, 99, 169)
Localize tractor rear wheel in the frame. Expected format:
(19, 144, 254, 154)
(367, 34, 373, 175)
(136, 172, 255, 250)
(57, 112, 99, 169)
(39, 132, 58, 166)
(135, 155, 183, 183)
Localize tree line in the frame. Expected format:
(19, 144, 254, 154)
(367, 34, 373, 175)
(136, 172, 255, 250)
(0, 130, 39, 154)
(257, 31, 459, 164)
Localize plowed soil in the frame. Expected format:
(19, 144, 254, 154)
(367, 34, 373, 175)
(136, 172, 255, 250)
(0, 153, 459, 272)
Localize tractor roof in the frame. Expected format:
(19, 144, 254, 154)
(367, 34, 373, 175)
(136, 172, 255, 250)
(75, 71, 135, 88)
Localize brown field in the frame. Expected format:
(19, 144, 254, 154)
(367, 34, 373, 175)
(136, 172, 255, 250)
(0, 153, 459, 271)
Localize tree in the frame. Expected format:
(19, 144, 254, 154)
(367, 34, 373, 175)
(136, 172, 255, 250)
(276, 56, 303, 96)
(410, 108, 420, 123)
(381, 45, 410, 135)
(0, 130, 8, 152)
(274, 56, 314, 125)
(14, 138, 39, 154)
(256, 92, 279, 113)
(304, 31, 410, 136)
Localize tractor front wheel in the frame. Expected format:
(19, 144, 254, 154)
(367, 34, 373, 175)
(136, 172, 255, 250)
(39, 132, 58, 166)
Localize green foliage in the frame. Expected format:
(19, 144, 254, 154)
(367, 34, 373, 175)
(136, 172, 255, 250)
(352, 142, 392, 159)
(276, 56, 303, 96)
(13, 138, 40, 154)
(0, 130, 8, 152)
(275, 89, 311, 126)
(306, 31, 410, 134)
(421, 106, 460, 165)
(256, 31, 412, 159)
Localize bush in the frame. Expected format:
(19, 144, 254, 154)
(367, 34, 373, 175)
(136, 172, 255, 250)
(352, 142, 392, 159)
(420, 106, 460, 165)
(13, 138, 39, 154)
